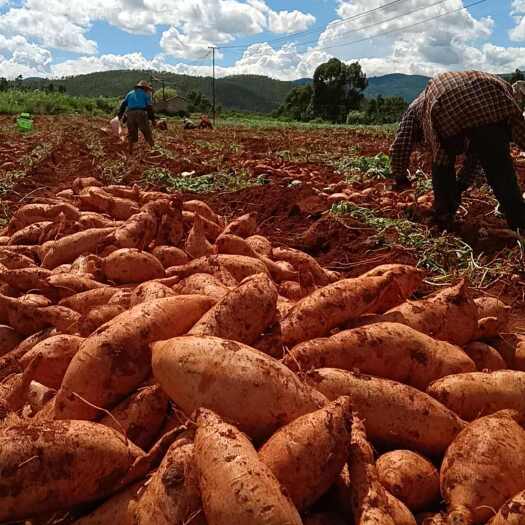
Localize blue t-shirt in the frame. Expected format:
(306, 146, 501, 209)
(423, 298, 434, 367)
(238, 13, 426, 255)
(124, 88, 152, 110)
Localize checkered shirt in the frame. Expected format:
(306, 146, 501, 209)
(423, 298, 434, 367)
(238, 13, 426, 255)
(390, 71, 525, 179)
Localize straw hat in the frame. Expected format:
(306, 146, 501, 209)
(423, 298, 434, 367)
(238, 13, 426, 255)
(135, 80, 153, 92)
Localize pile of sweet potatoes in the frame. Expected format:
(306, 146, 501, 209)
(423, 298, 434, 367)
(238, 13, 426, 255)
(0, 177, 523, 524)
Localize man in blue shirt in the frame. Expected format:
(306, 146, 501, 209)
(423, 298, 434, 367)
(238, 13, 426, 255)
(118, 80, 156, 154)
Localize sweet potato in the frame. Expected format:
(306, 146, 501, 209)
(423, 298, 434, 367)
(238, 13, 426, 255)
(174, 273, 230, 301)
(489, 490, 525, 524)
(108, 288, 133, 309)
(79, 305, 125, 336)
(26, 380, 56, 415)
(382, 280, 478, 346)
(273, 246, 339, 286)
(156, 207, 184, 246)
(73, 482, 143, 525)
(112, 210, 158, 250)
(0, 325, 22, 357)
(306, 369, 465, 456)
(475, 296, 511, 339)
(183, 199, 222, 225)
(285, 322, 475, 390)
(259, 396, 352, 511)
(246, 234, 273, 257)
(71, 254, 104, 278)
(59, 287, 118, 314)
(151, 246, 189, 268)
(361, 264, 424, 312)
(11, 202, 80, 229)
(134, 433, 205, 525)
(20, 334, 83, 389)
(348, 417, 396, 525)
(376, 450, 440, 512)
(78, 211, 122, 229)
(0, 420, 144, 522)
(167, 254, 268, 282)
(105, 184, 141, 201)
(0, 249, 36, 269)
(194, 408, 302, 525)
(222, 212, 257, 238)
(47, 273, 107, 299)
(279, 273, 405, 346)
(185, 213, 215, 258)
(0, 266, 52, 292)
(189, 273, 277, 345)
(41, 227, 115, 269)
(72, 176, 102, 192)
(80, 187, 139, 220)
(18, 293, 52, 307)
(427, 370, 525, 421)
(441, 410, 525, 524)
(102, 248, 165, 283)
(54, 295, 215, 420)
(463, 341, 506, 371)
(152, 336, 327, 441)
(129, 281, 175, 306)
(8, 220, 54, 245)
(100, 384, 169, 450)
(280, 280, 308, 301)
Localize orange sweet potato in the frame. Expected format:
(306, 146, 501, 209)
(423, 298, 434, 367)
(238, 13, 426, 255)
(102, 248, 165, 283)
(78, 305, 126, 336)
(222, 213, 256, 238)
(185, 213, 215, 258)
(151, 246, 189, 268)
(173, 273, 230, 301)
(463, 341, 506, 371)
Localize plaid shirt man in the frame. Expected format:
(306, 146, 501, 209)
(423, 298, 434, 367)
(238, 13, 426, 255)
(390, 71, 525, 183)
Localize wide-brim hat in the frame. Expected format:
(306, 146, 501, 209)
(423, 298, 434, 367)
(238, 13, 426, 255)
(135, 80, 153, 91)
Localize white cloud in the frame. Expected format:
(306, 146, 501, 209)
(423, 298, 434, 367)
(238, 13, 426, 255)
(267, 10, 316, 33)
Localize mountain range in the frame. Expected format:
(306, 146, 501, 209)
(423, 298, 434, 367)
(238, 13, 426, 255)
(23, 70, 431, 113)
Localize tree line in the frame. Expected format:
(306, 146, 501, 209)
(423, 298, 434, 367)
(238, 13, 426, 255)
(276, 58, 408, 124)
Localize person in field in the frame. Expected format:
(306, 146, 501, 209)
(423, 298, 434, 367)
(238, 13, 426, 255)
(390, 71, 525, 230)
(199, 114, 213, 129)
(117, 80, 156, 154)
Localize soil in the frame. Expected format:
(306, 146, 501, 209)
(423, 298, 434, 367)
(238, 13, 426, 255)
(1, 114, 524, 315)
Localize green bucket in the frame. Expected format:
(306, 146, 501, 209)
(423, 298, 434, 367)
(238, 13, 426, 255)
(17, 113, 33, 132)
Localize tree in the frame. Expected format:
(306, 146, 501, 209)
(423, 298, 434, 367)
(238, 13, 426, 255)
(187, 90, 212, 113)
(511, 69, 525, 84)
(310, 58, 367, 123)
(0, 78, 8, 92)
(47, 83, 55, 92)
(277, 84, 313, 121)
(58, 85, 66, 93)
(153, 86, 177, 102)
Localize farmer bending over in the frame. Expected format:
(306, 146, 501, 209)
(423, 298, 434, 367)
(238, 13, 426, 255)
(390, 71, 525, 230)
(118, 80, 156, 155)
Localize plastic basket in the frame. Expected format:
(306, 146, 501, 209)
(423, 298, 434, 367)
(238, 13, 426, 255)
(16, 115, 33, 132)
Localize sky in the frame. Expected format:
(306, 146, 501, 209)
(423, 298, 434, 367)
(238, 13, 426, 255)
(0, 0, 524, 81)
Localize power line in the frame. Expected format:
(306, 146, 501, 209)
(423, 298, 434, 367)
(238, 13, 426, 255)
(218, 0, 412, 50)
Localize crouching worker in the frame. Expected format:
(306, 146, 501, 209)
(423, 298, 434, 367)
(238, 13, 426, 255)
(390, 71, 525, 231)
(118, 80, 156, 155)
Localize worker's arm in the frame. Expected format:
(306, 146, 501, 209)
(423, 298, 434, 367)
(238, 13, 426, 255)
(117, 95, 128, 120)
(146, 93, 156, 123)
(389, 102, 423, 185)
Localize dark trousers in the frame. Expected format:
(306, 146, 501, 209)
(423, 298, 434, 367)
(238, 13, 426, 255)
(433, 122, 525, 230)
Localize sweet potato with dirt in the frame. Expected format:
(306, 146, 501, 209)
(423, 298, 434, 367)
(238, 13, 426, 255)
(18, 293, 52, 307)
(10, 202, 80, 230)
(382, 280, 478, 346)
(185, 213, 215, 258)
(134, 433, 206, 525)
(189, 273, 277, 345)
(129, 281, 175, 306)
(0, 249, 36, 269)
(59, 287, 118, 314)
(279, 273, 406, 346)
(79, 187, 139, 220)
(151, 246, 189, 268)
(166, 254, 268, 282)
(102, 248, 165, 283)
(246, 234, 273, 257)
(8, 221, 54, 245)
(222, 212, 257, 238)
(376, 450, 440, 512)
(71, 254, 104, 278)
(54, 295, 216, 420)
(0, 266, 52, 292)
(100, 384, 169, 450)
(72, 176, 102, 192)
(40, 227, 115, 269)
(285, 322, 475, 390)
(78, 211, 123, 229)
(19, 334, 83, 389)
(152, 336, 327, 441)
(441, 410, 525, 524)
(475, 296, 511, 339)
(111, 210, 158, 250)
(194, 408, 302, 525)
(348, 417, 396, 525)
(174, 273, 230, 301)
(259, 396, 352, 511)
(273, 246, 339, 286)
(0, 420, 144, 522)
(0, 325, 22, 357)
(26, 380, 56, 415)
(183, 199, 222, 225)
(105, 184, 141, 201)
(463, 341, 506, 371)
(306, 368, 465, 456)
(79, 305, 125, 336)
(427, 370, 525, 421)
(47, 273, 108, 298)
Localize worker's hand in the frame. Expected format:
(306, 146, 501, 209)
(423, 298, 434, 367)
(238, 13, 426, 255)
(393, 177, 412, 191)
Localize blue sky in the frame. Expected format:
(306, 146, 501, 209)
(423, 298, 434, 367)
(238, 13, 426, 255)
(0, 0, 524, 80)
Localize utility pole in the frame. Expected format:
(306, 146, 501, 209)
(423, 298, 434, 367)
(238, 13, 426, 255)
(209, 46, 216, 126)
